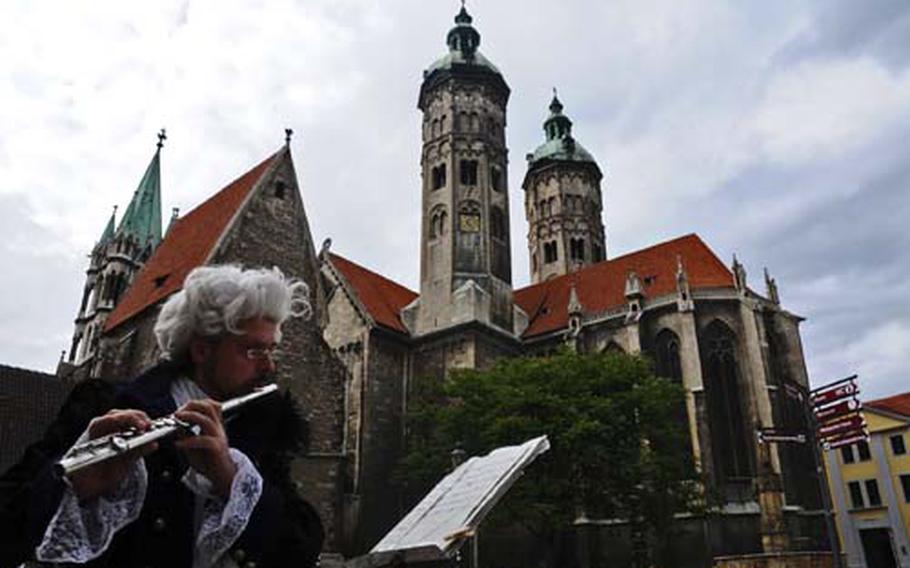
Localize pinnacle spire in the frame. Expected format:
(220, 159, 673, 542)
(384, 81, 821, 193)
(98, 205, 117, 247)
(117, 131, 164, 247)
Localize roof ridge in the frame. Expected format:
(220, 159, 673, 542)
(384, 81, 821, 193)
(515, 233, 705, 295)
(328, 252, 417, 295)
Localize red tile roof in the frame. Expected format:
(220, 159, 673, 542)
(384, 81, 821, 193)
(867, 392, 910, 419)
(328, 253, 417, 334)
(513, 234, 734, 338)
(105, 150, 281, 331)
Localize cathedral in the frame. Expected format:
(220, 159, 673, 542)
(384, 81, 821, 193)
(0, 6, 829, 566)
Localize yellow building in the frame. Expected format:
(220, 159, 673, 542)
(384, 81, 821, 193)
(824, 392, 910, 568)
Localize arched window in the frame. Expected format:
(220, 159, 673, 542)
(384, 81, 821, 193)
(429, 206, 447, 239)
(654, 329, 682, 382)
(702, 321, 753, 479)
(543, 241, 558, 263)
(490, 207, 506, 240)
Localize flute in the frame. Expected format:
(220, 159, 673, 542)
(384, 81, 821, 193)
(56, 384, 279, 477)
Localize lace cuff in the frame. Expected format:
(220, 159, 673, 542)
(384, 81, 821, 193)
(36, 459, 148, 563)
(184, 448, 263, 568)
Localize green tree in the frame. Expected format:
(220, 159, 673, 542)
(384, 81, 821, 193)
(397, 349, 699, 567)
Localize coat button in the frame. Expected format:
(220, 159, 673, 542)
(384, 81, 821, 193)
(153, 517, 166, 532)
(232, 549, 246, 562)
(161, 469, 173, 482)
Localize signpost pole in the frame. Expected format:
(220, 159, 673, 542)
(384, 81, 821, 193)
(805, 397, 845, 568)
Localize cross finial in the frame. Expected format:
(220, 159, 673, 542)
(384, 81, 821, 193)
(553, 86, 558, 98)
(157, 128, 167, 150)
(461, 0, 466, 8)
(285, 128, 293, 145)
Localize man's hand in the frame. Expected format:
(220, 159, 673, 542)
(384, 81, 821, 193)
(70, 409, 158, 501)
(174, 399, 237, 498)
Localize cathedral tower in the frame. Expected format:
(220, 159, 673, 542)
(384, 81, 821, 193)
(411, 6, 513, 335)
(69, 131, 164, 367)
(523, 94, 605, 284)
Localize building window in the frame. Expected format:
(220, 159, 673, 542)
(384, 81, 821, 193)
(841, 445, 855, 464)
(429, 206, 447, 240)
(702, 321, 753, 479)
(570, 238, 585, 261)
(857, 440, 871, 461)
(653, 330, 683, 382)
(432, 164, 447, 190)
(900, 475, 910, 502)
(593, 243, 604, 262)
(865, 479, 882, 507)
(848, 481, 864, 509)
(460, 160, 478, 185)
(490, 166, 502, 192)
(891, 434, 906, 456)
(544, 241, 558, 263)
(490, 207, 506, 240)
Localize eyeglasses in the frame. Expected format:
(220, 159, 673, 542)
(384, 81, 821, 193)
(245, 346, 282, 362)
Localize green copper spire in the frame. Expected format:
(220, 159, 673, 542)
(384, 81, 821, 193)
(97, 205, 117, 246)
(528, 92, 597, 166)
(424, 3, 502, 77)
(117, 129, 164, 246)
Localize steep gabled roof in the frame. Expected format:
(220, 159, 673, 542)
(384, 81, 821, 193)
(867, 392, 910, 419)
(514, 234, 734, 338)
(105, 150, 282, 331)
(327, 253, 417, 334)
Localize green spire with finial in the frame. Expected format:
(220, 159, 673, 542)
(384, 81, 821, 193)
(447, 1, 480, 60)
(98, 205, 117, 246)
(527, 92, 599, 167)
(117, 129, 164, 247)
(544, 87, 573, 141)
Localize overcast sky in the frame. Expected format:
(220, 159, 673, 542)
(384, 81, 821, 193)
(0, 0, 907, 399)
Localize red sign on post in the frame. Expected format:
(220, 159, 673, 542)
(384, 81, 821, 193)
(817, 415, 865, 439)
(825, 432, 868, 450)
(815, 400, 858, 423)
(812, 383, 858, 407)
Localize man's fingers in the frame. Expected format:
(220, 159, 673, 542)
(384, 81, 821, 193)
(174, 408, 219, 436)
(88, 409, 152, 438)
(180, 399, 222, 424)
(173, 436, 218, 452)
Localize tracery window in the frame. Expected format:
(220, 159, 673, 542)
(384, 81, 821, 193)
(702, 321, 753, 479)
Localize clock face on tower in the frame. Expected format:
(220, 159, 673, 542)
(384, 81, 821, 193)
(459, 212, 481, 232)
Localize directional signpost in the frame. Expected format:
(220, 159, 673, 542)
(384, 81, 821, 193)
(755, 375, 864, 568)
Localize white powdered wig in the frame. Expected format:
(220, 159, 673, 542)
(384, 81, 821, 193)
(154, 265, 311, 361)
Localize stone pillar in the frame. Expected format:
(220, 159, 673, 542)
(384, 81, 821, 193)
(739, 296, 788, 552)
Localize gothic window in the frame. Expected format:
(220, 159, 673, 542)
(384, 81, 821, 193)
(593, 243, 604, 262)
(653, 329, 683, 382)
(441, 115, 447, 133)
(458, 201, 481, 233)
(429, 206, 447, 239)
(543, 241, 558, 263)
(490, 166, 502, 192)
(570, 238, 585, 261)
(460, 160, 478, 185)
(490, 207, 506, 240)
(548, 196, 557, 215)
(702, 320, 753, 479)
(431, 164, 447, 190)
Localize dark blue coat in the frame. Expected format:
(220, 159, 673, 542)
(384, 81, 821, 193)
(0, 362, 324, 568)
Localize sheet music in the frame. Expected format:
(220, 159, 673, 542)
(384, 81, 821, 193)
(371, 435, 550, 555)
